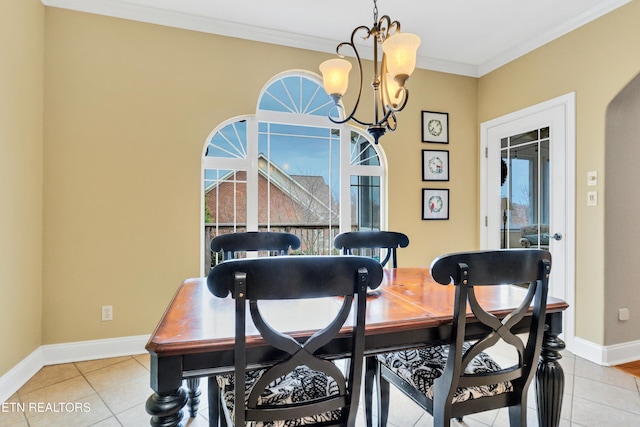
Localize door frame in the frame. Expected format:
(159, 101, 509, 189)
(480, 92, 576, 350)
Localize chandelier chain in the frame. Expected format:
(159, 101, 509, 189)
(373, 0, 378, 23)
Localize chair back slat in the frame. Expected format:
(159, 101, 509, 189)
(430, 248, 549, 286)
(208, 255, 383, 299)
(210, 231, 301, 261)
(334, 231, 409, 268)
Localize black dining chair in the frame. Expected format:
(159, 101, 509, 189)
(333, 231, 409, 268)
(333, 230, 409, 427)
(372, 249, 551, 427)
(210, 231, 301, 261)
(207, 255, 384, 427)
(198, 231, 302, 422)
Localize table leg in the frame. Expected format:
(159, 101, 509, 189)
(535, 313, 565, 427)
(147, 354, 188, 427)
(145, 388, 188, 427)
(186, 378, 201, 418)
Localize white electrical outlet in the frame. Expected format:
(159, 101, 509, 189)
(587, 191, 597, 206)
(102, 305, 113, 321)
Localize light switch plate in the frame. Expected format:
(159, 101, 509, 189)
(587, 171, 597, 186)
(587, 191, 597, 206)
(619, 308, 630, 321)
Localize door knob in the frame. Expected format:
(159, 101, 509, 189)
(552, 232, 563, 241)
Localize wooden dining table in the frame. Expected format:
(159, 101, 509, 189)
(145, 267, 568, 427)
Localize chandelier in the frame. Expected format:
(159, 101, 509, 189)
(319, 0, 420, 144)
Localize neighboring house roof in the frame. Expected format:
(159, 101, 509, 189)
(205, 154, 338, 224)
(291, 175, 330, 200)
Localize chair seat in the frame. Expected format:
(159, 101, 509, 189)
(216, 365, 342, 426)
(378, 343, 513, 403)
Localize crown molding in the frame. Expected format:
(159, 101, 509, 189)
(42, 0, 631, 78)
(477, 0, 632, 76)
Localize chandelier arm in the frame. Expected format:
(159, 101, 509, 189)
(326, 107, 371, 127)
(330, 26, 376, 128)
(384, 86, 410, 113)
(385, 111, 398, 132)
(349, 115, 375, 128)
(326, 111, 378, 129)
(397, 89, 409, 113)
(328, 109, 392, 131)
(376, 15, 400, 42)
(377, 109, 394, 130)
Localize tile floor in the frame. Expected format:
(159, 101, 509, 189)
(1, 348, 640, 426)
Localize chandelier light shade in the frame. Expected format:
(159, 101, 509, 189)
(382, 33, 420, 86)
(319, 58, 352, 103)
(319, 0, 420, 143)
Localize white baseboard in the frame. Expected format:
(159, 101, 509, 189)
(602, 339, 640, 366)
(0, 348, 45, 405)
(568, 336, 640, 366)
(570, 336, 607, 365)
(0, 335, 149, 404)
(40, 334, 150, 365)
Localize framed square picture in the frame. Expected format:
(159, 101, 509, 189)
(422, 149, 449, 181)
(422, 188, 449, 220)
(421, 111, 449, 143)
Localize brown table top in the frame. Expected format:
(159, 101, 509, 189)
(146, 267, 568, 358)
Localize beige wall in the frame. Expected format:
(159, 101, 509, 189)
(41, 8, 478, 345)
(0, 0, 44, 374)
(385, 69, 479, 268)
(604, 71, 640, 345)
(479, 0, 640, 345)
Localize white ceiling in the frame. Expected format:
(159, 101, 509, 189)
(43, 0, 631, 77)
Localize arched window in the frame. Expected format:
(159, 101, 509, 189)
(202, 71, 385, 268)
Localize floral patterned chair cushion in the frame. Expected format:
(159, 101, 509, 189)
(377, 343, 513, 403)
(216, 365, 342, 426)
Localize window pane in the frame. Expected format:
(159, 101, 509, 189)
(258, 122, 340, 255)
(350, 175, 381, 231)
(509, 129, 539, 147)
(349, 175, 381, 260)
(540, 127, 549, 139)
(350, 131, 380, 166)
(259, 75, 334, 117)
(204, 169, 248, 266)
(205, 121, 247, 159)
(204, 169, 248, 226)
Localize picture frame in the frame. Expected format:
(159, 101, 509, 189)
(421, 111, 449, 143)
(422, 149, 449, 181)
(422, 188, 449, 220)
